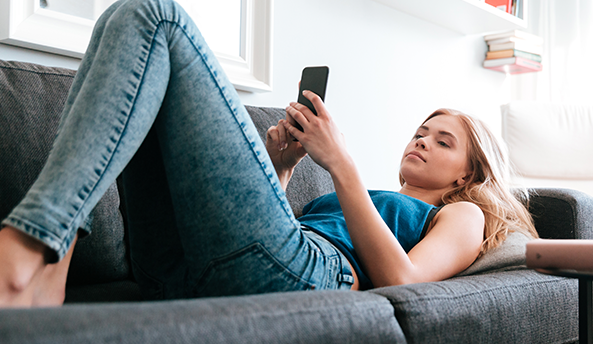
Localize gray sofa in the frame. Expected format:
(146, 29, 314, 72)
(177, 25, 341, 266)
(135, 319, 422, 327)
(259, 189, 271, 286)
(0, 59, 589, 343)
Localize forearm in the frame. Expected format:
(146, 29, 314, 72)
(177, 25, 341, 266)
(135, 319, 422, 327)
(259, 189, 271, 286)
(329, 159, 417, 287)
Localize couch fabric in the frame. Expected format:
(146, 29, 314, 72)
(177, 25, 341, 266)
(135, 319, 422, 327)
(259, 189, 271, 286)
(0, 60, 129, 285)
(1, 291, 405, 344)
(0, 59, 587, 344)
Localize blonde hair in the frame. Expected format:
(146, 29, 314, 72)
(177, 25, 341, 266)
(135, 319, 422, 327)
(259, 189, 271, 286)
(400, 109, 539, 256)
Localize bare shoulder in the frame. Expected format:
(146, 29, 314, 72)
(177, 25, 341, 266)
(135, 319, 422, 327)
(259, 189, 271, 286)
(408, 201, 485, 283)
(440, 201, 484, 219)
(430, 201, 485, 236)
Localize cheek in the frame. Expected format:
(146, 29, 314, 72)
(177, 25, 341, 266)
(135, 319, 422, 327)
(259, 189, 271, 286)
(400, 142, 414, 162)
(433, 153, 467, 176)
(447, 154, 470, 176)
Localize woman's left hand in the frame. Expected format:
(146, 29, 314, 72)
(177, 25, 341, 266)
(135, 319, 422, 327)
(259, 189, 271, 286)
(284, 91, 352, 173)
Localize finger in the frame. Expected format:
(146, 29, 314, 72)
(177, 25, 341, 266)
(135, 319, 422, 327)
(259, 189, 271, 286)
(286, 104, 310, 129)
(266, 126, 279, 143)
(277, 120, 288, 150)
(289, 102, 317, 125)
(285, 108, 298, 126)
(283, 119, 305, 142)
(302, 91, 328, 118)
(290, 101, 314, 116)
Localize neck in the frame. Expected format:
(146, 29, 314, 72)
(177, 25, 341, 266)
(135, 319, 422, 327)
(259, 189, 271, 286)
(398, 183, 449, 206)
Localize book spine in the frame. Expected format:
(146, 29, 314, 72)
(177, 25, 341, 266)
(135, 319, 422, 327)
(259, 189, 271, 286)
(487, 49, 543, 62)
(514, 50, 542, 63)
(489, 42, 543, 55)
(515, 57, 542, 70)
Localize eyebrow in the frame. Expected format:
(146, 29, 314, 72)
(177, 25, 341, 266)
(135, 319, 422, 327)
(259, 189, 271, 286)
(418, 125, 459, 143)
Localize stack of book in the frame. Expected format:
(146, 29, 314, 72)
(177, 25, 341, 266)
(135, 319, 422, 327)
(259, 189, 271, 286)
(482, 30, 543, 74)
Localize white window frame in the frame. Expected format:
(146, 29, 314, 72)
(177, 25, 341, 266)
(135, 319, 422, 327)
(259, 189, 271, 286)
(0, 0, 273, 92)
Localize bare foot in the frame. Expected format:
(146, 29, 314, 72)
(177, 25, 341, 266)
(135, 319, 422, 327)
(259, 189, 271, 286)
(0, 225, 76, 308)
(0, 226, 47, 307)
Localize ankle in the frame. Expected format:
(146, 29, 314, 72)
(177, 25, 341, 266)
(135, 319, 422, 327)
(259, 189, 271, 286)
(31, 287, 65, 307)
(31, 264, 67, 307)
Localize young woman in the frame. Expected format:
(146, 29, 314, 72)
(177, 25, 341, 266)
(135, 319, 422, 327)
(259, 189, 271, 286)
(0, 0, 538, 307)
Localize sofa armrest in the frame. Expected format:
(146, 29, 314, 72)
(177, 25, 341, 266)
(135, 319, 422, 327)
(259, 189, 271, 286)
(527, 188, 593, 240)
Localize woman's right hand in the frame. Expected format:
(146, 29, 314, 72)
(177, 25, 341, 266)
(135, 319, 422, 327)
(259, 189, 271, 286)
(265, 119, 308, 190)
(283, 91, 352, 174)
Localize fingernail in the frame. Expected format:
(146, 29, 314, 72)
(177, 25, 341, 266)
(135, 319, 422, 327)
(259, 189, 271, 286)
(278, 142, 287, 151)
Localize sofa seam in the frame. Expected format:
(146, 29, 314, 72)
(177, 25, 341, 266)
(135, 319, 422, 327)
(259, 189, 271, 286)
(0, 65, 75, 78)
(378, 275, 572, 305)
(179, 296, 394, 321)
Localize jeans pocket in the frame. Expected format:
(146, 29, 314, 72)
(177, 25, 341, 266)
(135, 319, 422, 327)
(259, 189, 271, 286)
(131, 257, 164, 300)
(192, 242, 314, 297)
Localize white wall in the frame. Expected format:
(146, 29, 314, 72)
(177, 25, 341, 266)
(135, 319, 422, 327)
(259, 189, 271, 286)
(240, 0, 511, 191)
(0, 0, 512, 191)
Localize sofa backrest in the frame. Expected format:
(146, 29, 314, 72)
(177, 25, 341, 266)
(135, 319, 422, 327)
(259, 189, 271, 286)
(0, 60, 129, 285)
(0, 59, 335, 287)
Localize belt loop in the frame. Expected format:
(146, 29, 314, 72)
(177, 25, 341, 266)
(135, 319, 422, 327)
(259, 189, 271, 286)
(338, 273, 354, 284)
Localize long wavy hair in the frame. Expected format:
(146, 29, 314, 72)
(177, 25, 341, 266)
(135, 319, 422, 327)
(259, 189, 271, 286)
(400, 109, 539, 256)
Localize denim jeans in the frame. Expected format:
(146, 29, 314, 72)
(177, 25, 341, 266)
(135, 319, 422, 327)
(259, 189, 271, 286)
(1, 0, 354, 299)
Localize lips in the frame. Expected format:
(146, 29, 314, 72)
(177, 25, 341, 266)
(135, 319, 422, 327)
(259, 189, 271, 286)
(406, 151, 426, 162)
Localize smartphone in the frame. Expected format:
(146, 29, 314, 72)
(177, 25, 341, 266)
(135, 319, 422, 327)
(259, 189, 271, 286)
(294, 66, 329, 132)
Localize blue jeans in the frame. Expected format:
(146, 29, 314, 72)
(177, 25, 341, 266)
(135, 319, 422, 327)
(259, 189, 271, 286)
(1, 0, 354, 299)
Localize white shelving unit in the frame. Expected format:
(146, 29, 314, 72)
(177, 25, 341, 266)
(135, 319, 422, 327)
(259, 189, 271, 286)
(372, 0, 527, 35)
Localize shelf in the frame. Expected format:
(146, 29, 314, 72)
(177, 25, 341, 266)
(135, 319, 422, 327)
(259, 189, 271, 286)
(372, 0, 527, 35)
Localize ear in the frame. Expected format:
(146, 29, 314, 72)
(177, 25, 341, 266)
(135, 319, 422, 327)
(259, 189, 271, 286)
(455, 173, 472, 187)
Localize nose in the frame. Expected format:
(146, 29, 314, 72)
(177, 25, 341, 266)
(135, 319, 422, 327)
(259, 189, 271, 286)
(415, 137, 427, 150)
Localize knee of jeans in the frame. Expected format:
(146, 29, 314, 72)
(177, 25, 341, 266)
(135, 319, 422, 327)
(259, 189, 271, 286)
(113, 0, 180, 24)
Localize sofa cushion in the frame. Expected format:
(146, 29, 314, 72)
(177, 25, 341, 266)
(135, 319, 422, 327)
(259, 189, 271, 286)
(501, 101, 593, 195)
(456, 231, 530, 277)
(246, 106, 335, 218)
(0, 59, 129, 285)
(501, 101, 593, 179)
(371, 269, 577, 344)
(2, 290, 405, 344)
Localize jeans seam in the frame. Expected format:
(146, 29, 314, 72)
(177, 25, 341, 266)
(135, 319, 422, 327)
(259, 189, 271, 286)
(192, 242, 314, 295)
(168, 20, 298, 227)
(62, 19, 167, 244)
(1, 216, 62, 252)
(163, 12, 297, 228)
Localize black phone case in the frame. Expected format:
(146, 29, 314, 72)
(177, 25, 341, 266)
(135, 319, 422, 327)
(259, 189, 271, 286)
(297, 66, 329, 118)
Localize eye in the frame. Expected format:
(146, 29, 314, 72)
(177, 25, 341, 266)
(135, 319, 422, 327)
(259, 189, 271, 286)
(414, 134, 423, 140)
(438, 141, 450, 148)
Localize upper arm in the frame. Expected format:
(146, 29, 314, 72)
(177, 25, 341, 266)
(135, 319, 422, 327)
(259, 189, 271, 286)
(405, 202, 485, 284)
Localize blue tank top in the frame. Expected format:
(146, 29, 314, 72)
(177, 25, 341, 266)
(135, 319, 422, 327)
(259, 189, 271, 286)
(299, 190, 438, 290)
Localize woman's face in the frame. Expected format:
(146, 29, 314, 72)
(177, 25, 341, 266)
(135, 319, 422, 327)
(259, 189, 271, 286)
(400, 115, 471, 191)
